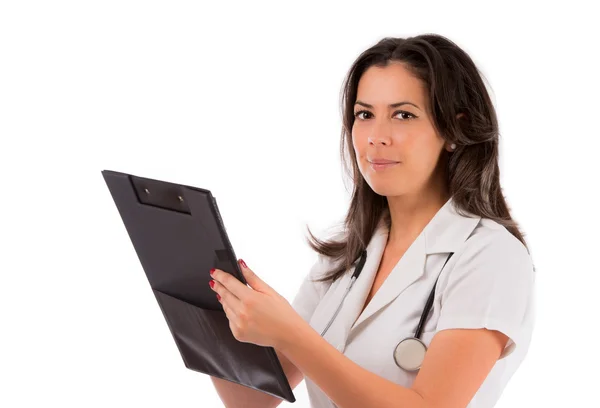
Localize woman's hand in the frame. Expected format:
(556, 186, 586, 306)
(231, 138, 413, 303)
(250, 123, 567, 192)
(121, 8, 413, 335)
(209, 259, 304, 349)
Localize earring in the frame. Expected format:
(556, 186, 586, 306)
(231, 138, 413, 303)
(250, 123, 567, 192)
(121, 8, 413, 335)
(450, 143, 456, 150)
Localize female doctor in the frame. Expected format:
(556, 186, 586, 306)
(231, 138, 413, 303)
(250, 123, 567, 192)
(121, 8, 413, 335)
(208, 34, 535, 408)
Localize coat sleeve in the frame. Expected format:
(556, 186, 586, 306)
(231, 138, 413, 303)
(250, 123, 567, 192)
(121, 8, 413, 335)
(436, 229, 536, 359)
(291, 254, 335, 324)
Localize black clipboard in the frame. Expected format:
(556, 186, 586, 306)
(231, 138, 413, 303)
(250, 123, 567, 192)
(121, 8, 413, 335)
(102, 169, 296, 403)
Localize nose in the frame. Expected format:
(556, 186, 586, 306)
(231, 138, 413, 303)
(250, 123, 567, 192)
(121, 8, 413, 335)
(369, 137, 389, 146)
(367, 120, 393, 146)
(368, 132, 392, 146)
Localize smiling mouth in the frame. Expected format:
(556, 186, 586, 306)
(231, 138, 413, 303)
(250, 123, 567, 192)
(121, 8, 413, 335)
(369, 162, 399, 171)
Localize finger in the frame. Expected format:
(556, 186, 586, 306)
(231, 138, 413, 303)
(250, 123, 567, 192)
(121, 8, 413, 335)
(211, 268, 252, 303)
(221, 301, 243, 338)
(211, 279, 244, 317)
(220, 298, 238, 322)
(238, 259, 274, 294)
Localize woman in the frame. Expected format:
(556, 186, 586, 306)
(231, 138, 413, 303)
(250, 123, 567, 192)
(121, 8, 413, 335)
(209, 34, 535, 408)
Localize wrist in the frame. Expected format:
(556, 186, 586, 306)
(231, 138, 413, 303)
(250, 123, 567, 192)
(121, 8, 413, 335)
(277, 316, 310, 355)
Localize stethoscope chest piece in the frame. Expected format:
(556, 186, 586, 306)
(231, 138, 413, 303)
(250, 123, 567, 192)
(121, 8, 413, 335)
(393, 337, 427, 372)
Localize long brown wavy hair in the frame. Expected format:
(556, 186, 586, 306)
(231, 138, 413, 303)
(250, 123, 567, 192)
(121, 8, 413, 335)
(305, 34, 533, 284)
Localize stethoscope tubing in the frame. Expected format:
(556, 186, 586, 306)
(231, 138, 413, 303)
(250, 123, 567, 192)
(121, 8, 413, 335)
(320, 250, 454, 342)
(320, 276, 357, 337)
(320, 250, 366, 337)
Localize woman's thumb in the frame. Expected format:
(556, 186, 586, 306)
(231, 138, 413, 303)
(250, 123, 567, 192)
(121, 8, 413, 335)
(238, 259, 271, 293)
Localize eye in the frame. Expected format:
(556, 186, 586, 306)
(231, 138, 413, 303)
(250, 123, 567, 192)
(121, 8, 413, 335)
(354, 110, 372, 120)
(353, 110, 417, 121)
(393, 110, 417, 120)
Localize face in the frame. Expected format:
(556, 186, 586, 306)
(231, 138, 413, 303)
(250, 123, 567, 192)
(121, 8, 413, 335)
(352, 62, 453, 199)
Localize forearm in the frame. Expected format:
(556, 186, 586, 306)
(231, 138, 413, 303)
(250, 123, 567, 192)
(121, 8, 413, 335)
(210, 376, 279, 408)
(210, 347, 302, 408)
(279, 321, 426, 408)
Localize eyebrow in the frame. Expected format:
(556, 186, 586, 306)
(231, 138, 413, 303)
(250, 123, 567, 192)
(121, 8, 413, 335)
(354, 100, 421, 110)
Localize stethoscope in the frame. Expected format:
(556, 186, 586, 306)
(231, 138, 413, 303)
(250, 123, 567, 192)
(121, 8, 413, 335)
(320, 249, 454, 372)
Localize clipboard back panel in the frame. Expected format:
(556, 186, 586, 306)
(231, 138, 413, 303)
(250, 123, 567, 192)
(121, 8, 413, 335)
(101, 170, 295, 403)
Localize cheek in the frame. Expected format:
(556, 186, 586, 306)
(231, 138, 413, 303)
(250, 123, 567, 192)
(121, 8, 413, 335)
(351, 132, 359, 153)
(406, 137, 443, 173)
(351, 129, 366, 158)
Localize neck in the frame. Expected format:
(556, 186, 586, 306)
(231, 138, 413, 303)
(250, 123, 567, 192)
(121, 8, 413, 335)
(385, 189, 450, 248)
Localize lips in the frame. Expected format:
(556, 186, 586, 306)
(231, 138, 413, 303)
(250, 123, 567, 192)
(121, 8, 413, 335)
(369, 161, 399, 171)
(368, 159, 400, 164)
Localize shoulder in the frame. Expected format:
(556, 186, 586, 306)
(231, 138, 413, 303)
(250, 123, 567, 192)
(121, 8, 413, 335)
(299, 229, 348, 289)
(440, 216, 535, 295)
(291, 230, 346, 322)
(461, 217, 533, 270)
(307, 229, 347, 278)
(436, 217, 535, 359)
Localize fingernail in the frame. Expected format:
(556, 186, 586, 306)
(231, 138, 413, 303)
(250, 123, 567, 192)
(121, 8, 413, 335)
(216, 294, 221, 301)
(239, 259, 247, 268)
(209, 280, 215, 289)
(210, 268, 215, 275)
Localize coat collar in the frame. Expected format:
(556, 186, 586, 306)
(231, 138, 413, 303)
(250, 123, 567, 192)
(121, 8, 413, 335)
(321, 196, 481, 342)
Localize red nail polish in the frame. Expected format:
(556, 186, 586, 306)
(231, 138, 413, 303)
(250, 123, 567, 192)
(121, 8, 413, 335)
(216, 294, 221, 301)
(210, 268, 215, 275)
(209, 280, 215, 288)
(239, 259, 247, 268)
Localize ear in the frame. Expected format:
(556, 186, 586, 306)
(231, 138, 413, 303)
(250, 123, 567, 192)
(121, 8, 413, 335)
(444, 137, 458, 152)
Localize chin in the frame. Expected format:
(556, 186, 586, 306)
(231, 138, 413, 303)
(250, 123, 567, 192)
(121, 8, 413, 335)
(366, 181, 404, 197)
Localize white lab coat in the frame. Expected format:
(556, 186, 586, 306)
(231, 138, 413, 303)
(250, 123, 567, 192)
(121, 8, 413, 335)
(291, 197, 535, 408)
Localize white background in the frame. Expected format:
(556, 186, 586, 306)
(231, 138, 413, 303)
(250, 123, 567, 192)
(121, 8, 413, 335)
(1, 1, 598, 407)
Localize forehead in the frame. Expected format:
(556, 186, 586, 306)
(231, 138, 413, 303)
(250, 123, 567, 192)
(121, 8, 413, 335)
(356, 62, 426, 106)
